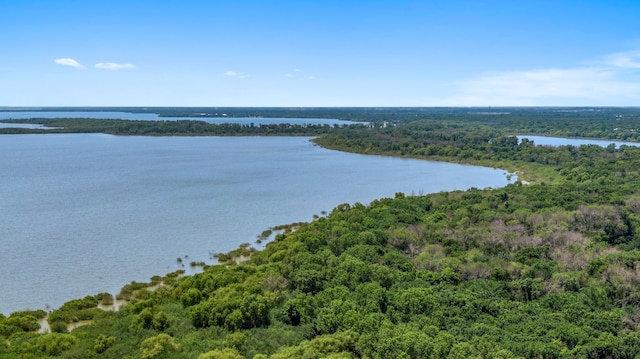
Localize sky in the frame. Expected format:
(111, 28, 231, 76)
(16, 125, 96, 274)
(2, 0, 640, 107)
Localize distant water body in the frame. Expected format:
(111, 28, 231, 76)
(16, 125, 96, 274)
(0, 133, 514, 314)
(518, 135, 640, 148)
(0, 111, 355, 126)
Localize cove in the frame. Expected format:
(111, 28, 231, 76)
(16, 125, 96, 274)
(0, 134, 513, 314)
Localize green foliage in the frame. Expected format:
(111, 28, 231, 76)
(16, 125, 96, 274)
(94, 334, 117, 353)
(198, 347, 245, 359)
(49, 320, 68, 333)
(152, 311, 170, 331)
(181, 287, 203, 307)
(270, 330, 357, 359)
(139, 333, 180, 358)
(5, 313, 40, 333)
(47, 295, 100, 326)
(0, 117, 353, 137)
(10, 333, 78, 356)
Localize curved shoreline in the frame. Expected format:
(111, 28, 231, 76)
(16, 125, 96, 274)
(1, 135, 517, 317)
(10, 116, 631, 316)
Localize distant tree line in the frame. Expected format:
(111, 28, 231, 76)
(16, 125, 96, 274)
(0, 118, 365, 136)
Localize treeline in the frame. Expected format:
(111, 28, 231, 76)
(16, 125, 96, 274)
(0, 118, 362, 136)
(4, 111, 640, 357)
(6, 106, 639, 130)
(456, 109, 640, 142)
(148, 107, 640, 141)
(315, 119, 637, 184)
(3, 107, 640, 141)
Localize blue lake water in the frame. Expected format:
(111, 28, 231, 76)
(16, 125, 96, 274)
(518, 135, 640, 148)
(0, 111, 355, 126)
(0, 123, 51, 129)
(0, 134, 513, 314)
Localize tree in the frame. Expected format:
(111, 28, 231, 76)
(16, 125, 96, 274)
(153, 311, 170, 331)
(198, 348, 245, 359)
(140, 333, 180, 359)
(94, 334, 116, 354)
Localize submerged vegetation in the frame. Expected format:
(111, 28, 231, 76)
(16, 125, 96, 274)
(3, 107, 640, 357)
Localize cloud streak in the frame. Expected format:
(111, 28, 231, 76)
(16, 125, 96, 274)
(283, 68, 315, 80)
(54, 58, 85, 69)
(224, 70, 249, 78)
(55, 58, 136, 71)
(604, 51, 640, 69)
(437, 50, 640, 106)
(95, 62, 135, 70)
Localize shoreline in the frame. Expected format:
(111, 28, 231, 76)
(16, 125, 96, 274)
(30, 252, 254, 334)
(1, 133, 514, 316)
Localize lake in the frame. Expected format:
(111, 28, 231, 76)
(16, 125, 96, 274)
(0, 111, 356, 126)
(518, 135, 640, 148)
(0, 134, 513, 314)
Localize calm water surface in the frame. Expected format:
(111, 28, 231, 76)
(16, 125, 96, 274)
(0, 134, 512, 314)
(519, 135, 640, 148)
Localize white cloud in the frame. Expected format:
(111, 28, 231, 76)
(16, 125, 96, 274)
(604, 51, 640, 69)
(95, 62, 135, 70)
(436, 51, 640, 106)
(224, 70, 249, 78)
(283, 69, 315, 80)
(54, 58, 85, 69)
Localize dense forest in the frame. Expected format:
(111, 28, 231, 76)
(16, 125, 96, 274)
(3, 108, 640, 358)
(0, 118, 353, 136)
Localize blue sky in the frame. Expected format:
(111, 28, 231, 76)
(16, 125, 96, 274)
(2, 0, 640, 107)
